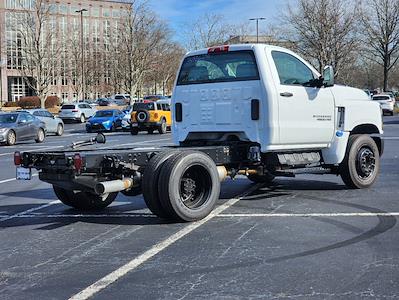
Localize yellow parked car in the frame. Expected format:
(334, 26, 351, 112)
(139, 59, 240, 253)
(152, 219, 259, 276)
(130, 100, 172, 135)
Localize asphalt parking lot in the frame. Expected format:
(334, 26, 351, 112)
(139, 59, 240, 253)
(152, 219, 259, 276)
(0, 117, 398, 300)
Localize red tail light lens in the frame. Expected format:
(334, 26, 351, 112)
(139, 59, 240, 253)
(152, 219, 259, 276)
(73, 153, 83, 172)
(14, 151, 21, 166)
(208, 45, 229, 53)
(72, 109, 79, 112)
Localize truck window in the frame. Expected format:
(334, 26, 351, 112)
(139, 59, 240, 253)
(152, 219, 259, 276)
(177, 50, 259, 85)
(272, 51, 315, 86)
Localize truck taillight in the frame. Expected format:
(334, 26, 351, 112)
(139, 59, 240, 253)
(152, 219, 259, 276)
(73, 153, 83, 172)
(154, 113, 158, 119)
(14, 151, 21, 166)
(208, 45, 229, 53)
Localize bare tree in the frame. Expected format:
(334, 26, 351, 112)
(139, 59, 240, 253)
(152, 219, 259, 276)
(113, 1, 168, 104)
(361, 0, 399, 91)
(183, 13, 233, 50)
(284, 0, 359, 79)
(13, 0, 60, 108)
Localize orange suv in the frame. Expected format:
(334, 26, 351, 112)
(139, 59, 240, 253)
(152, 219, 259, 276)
(130, 100, 171, 135)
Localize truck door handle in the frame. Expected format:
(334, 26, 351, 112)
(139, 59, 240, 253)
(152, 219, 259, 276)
(280, 92, 293, 97)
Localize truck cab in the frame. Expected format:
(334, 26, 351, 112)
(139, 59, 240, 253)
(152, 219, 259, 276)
(173, 44, 382, 162)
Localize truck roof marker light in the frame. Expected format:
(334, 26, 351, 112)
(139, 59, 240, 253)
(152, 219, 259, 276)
(14, 151, 21, 166)
(208, 45, 229, 54)
(73, 153, 83, 173)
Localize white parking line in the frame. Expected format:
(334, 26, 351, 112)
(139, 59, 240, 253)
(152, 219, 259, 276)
(0, 173, 38, 184)
(218, 212, 399, 218)
(68, 183, 261, 300)
(0, 200, 60, 223)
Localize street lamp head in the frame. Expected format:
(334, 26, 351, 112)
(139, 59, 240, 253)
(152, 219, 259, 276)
(76, 8, 88, 13)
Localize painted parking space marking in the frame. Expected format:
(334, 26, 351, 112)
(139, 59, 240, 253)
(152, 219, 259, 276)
(0, 200, 60, 223)
(1, 211, 398, 219)
(0, 173, 38, 184)
(68, 184, 261, 300)
(218, 212, 399, 218)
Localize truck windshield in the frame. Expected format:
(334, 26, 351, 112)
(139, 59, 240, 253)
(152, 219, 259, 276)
(177, 50, 259, 85)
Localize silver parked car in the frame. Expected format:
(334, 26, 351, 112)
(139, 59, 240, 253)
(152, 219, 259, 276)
(59, 103, 96, 123)
(0, 112, 46, 146)
(18, 109, 64, 136)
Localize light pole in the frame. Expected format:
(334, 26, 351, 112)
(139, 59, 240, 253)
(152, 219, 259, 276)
(76, 8, 87, 100)
(249, 17, 266, 43)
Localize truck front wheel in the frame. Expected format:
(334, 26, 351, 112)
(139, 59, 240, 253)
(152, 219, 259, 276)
(158, 151, 221, 222)
(340, 134, 380, 189)
(53, 186, 118, 210)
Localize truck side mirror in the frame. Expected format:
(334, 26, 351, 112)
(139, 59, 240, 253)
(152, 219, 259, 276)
(323, 66, 335, 87)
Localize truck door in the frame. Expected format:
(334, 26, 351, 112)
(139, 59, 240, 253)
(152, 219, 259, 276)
(270, 51, 335, 147)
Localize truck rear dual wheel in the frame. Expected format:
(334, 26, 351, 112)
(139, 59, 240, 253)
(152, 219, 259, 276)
(340, 134, 380, 189)
(158, 151, 221, 222)
(142, 151, 181, 218)
(53, 186, 118, 210)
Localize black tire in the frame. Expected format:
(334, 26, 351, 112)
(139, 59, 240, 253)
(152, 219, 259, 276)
(340, 134, 380, 189)
(142, 151, 180, 218)
(247, 173, 275, 184)
(158, 151, 221, 222)
(35, 128, 45, 143)
(130, 127, 139, 135)
(147, 128, 154, 134)
(6, 130, 16, 146)
(158, 118, 167, 134)
(56, 124, 64, 136)
(53, 185, 117, 210)
(80, 114, 85, 123)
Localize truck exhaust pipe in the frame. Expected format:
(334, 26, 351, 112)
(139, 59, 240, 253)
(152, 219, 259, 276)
(95, 178, 134, 195)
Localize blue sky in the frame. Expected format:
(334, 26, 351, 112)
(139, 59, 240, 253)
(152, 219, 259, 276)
(149, 0, 287, 43)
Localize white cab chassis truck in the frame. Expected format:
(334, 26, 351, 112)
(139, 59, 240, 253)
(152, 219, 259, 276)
(15, 44, 383, 222)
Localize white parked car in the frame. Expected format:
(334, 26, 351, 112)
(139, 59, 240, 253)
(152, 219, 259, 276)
(59, 103, 96, 123)
(372, 94, 395, 116)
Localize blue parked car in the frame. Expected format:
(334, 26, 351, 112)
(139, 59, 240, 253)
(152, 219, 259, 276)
(86, 110, 125, 133)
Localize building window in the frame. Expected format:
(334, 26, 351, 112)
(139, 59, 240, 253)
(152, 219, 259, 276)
(103, 8, 110, 17)
(91, 7, 100, 17)
(112, 9, 119, 18)
(10, 77, 29, 102)
(61, 92, 68, 102)
(6, 12, 24, 70)
(59, 4, 68, 14)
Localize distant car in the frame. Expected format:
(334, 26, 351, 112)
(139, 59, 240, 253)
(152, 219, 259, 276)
(97, 98, 117, 106)
(59, 103, 96, 123)
(18, 109, 64, 136)
(0, 112, 46, 146)
(143, 95, 168, 102)
(113, 94, 130, 104)
(121, 106, 135, 131)
(130, 99, 171, 135)
(86, 109, 125, 132)
(372, 94, 395, 115)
